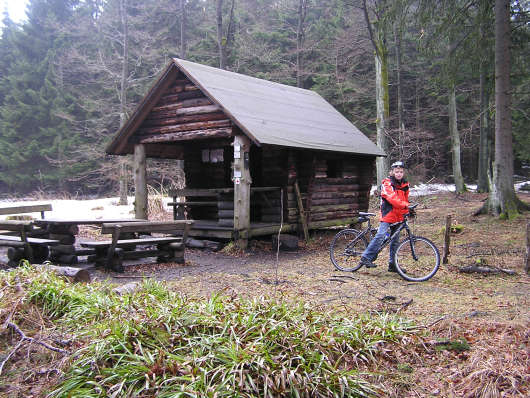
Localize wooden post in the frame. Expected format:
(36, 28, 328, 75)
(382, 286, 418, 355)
(524, 223, 530, 275)
(442, 214, 451, 264)
(134, 144, 148, 220)
(294, 181, 309, 243)
(233, 135, 251, 249)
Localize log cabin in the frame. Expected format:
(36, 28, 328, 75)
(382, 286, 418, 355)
(106, 58, 385, 248)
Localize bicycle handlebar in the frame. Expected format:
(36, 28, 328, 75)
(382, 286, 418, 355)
(408, 203, 419, 210)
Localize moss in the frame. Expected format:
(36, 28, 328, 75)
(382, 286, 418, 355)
(434, 339, 470, 352)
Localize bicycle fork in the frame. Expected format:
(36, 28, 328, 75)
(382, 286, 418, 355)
(405, 226, 419, 261)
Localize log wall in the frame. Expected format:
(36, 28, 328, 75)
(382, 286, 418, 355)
(134, 72, 233, 158)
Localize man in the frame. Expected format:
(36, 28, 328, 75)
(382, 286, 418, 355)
(359, 161, 410, 272)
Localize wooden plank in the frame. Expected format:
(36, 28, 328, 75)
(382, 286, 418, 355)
(139, 119, 231, 135)
(138, 119, 232, 135)
(81, 236, 182, 248)
(101, 220, 193, 234)
(294, 181, 309, 242)
(144, 111, 227, 125)
(148, 104, 220, 119)
(0, 221, 33, 231)
(151, 97, 213, 113)
(0, 235, 59, 245)
(167, 201, 218, 206)
(139, 128, 232, 143)
(0, 204, 52, 216)
(170, 188, 233, 196)
(157, 89, 205, 104)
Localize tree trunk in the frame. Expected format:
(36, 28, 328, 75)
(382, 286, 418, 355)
(362, 0, 390, 184)
(118, 0, 129, 206)
(216, 0, 225, 69)
(477, 3, 491, 193)
(134, 144, 147, 219)
(180, 0, 186, 59)
(216, 0, 235, 70)
(296, 0, 307, 88)
(477, 57, 490, 192)
(488, 0, 520, 218)
(448, 84, 466, 192)
(375, 48, 390, 184)
(394, 24, 404, 132)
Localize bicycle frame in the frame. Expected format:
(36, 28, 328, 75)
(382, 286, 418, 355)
(359, 214, 415, 256)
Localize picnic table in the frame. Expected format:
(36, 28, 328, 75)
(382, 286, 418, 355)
(34, 218, 144, 264)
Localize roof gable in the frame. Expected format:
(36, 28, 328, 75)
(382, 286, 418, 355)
(107, 59, 385, 157)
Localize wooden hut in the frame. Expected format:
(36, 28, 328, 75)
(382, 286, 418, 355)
(106, 59, 385, 248)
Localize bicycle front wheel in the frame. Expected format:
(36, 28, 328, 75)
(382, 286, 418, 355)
(394, 236, 440, 282)
(330, 229, 368, 272)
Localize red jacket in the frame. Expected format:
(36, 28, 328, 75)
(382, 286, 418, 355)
(380, 176, 410, 223)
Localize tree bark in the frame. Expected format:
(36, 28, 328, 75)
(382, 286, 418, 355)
(179, 0, 186, 59)
(134, 144, 147, 220)
(216, 0, 235, 70)
(375, 50, 390, 184)
(448, 84, 466, 192)
(118, 0, 129, 205)
(488, 0, 521, 218)
(296, 0, 308, 88)
(477, 5, 491, 193)
(362, 0, 390, 185)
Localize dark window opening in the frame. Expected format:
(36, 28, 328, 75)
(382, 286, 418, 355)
(326, 159, 343, 178)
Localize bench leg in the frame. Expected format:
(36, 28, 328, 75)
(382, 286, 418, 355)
(158, 242, 185, 264)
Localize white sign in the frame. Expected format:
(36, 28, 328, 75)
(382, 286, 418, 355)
(233, 170, 242, 178)
(234, 151, 241, 159)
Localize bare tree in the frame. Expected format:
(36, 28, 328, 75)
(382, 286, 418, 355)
(296, 0, 308, 88)
(179, 0, 186, 59)
(482, 0, 529, 217)
(362, 0, 390, 184)
(216, 0, 236, 70)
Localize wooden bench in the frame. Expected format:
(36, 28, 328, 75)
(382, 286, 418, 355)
(0, 220, 59, 266)
(0, 204, 53, 220)
(80, 220, 194, 272)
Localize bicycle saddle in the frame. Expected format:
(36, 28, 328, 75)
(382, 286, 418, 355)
(358, 212, 376, 217)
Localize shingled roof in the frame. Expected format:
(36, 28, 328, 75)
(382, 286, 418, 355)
(107, 58, 385, 157)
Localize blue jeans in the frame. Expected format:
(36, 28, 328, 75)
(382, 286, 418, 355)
(362, 222, 401, 264)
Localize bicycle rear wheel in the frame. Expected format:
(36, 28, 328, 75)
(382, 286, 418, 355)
(394, 236, 440, 282)
(330, 229, 368, 272)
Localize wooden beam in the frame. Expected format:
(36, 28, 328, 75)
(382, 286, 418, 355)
(139, 128, 232, 143)
(233, 135, 251, 249)
(294, 181, 309, 242)
(134, 144, 148, 219)
(148, 104, 220, 119)
(144, 111, 227, 125)
(139, 119, 231, 135)
(151, 97, 213, 112)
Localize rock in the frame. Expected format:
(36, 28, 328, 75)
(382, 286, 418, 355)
(272, 234, 299, 251)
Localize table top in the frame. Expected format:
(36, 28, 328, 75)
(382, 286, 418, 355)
(34, 218, 146, 226)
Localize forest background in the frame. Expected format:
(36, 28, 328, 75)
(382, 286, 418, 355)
(0, 0, 528, 197)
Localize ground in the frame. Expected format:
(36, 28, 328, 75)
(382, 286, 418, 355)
(1, 191, 529, 396)
(88, 192, 529, 325)
(86, 191, 529, 397)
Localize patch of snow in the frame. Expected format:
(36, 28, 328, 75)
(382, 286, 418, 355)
(0, 196, 155, 220)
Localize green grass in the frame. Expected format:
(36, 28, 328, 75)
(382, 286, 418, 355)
(0, 265, 418, 398)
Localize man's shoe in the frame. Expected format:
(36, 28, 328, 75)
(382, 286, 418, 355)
(388, 263, 406, 273)
(360, 257, 377, 268)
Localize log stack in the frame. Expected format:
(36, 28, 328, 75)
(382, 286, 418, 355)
(47, 224, 79, 265)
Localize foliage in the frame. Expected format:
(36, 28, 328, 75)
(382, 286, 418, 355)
(0, 265, 417, 397)
(0, 0, 528, 195)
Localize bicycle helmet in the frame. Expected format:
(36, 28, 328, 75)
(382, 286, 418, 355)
(391, 161, 405, 169)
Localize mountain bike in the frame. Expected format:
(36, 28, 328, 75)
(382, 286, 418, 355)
(329, 204, 440, 282)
